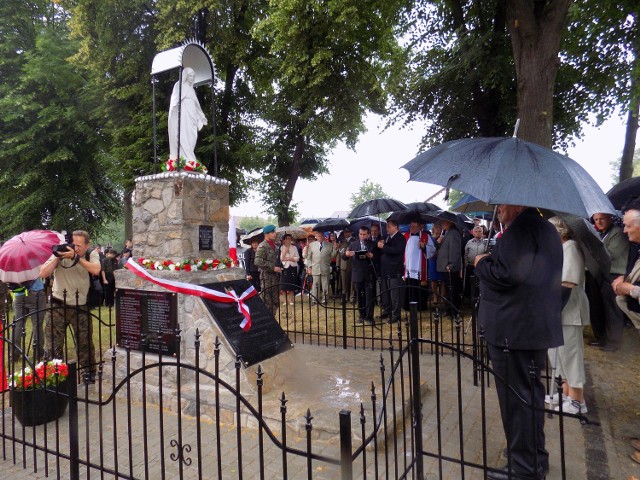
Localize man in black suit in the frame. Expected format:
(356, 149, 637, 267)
(345, 226, 376, 323)
(474, 205, 563, 480)
(436, 219, 463, 316)
(378, 219, 407, 324)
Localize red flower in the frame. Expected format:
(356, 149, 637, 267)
(184, 264, 192, 272)
(212, 259, 220, 268)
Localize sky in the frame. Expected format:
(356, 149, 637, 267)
(231, 113, 633, 221)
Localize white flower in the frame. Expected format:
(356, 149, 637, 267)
(168, 264, 176, 271)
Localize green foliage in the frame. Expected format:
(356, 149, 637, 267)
(349, 179, 388, 210)
(610, 147, 640, 182)
(0, 12, 119, 237)
(238, 215, 278, 232)
(252, 0, 408, 224)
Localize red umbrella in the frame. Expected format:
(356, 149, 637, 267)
(0, 230, 65, 283)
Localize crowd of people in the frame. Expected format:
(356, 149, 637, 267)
(245, 204, 640, 479)
(245, 216, 493, 323)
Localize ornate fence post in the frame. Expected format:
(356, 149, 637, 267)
(67, 360, 79, 480)
(409, 302, 424, 479)
(339, 410, 353, 479)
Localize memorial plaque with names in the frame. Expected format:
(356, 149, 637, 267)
(116, 289, 178, 355)
(201, 279, 293, 366)
(199, 225, 214, 251)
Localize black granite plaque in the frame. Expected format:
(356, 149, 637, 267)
(199, 225, 214, 251)
(201, 279, 293, 366)
(116, 289, 178, 355)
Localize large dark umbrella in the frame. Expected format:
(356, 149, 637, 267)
(402, 137, 615, 218)
(349, 198, 407, 218)
(557, 213, 611, 281)
(607, 177, 640, 210)
(349, 216, 387, 233)
(421, 210, 472, 233)
(387, 201, 442, 224)
(313, 217, 350, 232)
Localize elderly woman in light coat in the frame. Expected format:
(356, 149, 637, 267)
(546, 216, 590, 415)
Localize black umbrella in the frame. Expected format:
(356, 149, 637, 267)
(402, 137, 615, 218)
(421, 210, 472, 233)
(313, 217, 350, 232)
(556, 213, 611, 281)
(349, 198, 408, 218)
(349, 216, 387, 233)
(607, 177, 640, 210)
(240, 227, 264, 246)
(405, 201, 442, 213)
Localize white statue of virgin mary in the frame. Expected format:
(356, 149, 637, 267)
(168, 67, 208, 162)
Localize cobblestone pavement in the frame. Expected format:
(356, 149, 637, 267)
(0, 335, 632, 479)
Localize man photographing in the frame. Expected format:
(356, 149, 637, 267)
(40, 230, 101, 382)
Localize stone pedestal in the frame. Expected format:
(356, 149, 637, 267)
(132, 171, 230, 260)
(108, 172, 289, 416)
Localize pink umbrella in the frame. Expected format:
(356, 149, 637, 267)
(0, 230, 65, 283)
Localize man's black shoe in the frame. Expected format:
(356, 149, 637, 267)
(487, 466, 545, 480)
(588, 340, 603, 347)
(379, 312, 390, 319)
(357, 317, 365, 324)
(600, 344, 620, 352)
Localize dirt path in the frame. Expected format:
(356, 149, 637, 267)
(584, 326, 640, 480)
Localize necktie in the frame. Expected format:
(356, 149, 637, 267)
(361, 242, 365, 250)
(319, 242, 323, 252)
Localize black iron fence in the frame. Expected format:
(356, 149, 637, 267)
(0, 291, 593, 479)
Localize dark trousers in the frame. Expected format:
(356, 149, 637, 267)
(443, 270, 463, 316)
(585, 272, 624, 346)
(488, 345, 548, 479)
(381, 276, 404, 321)
(404, 277, 429, 310)
(355, 273, 375, 321)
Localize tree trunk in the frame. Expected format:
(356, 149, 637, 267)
(620, 95, 639, 182)
(276, 133, 304, 226)
(506, 0, 571, 147)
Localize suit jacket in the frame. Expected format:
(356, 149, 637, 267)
(337, 236, 354, 272)
(475, 208, 563, 350)
(436, 227, 462, 273)
(303, 240, 336, 276)
(348, 238, 376, 283)
(379, 232, 406, 278)
(616, 257, 640, 328)
(602, 224, 629, 275)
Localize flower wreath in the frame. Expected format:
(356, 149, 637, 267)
(136, 257, 237, 272)
(162, 156, 208, 174)
(9, 359, 69, 389)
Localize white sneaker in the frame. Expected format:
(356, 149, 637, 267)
(555, 398, 587, 414)
(544, 392, 567, 406)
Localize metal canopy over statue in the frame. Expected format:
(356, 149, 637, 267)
(150, 40, 217, 175)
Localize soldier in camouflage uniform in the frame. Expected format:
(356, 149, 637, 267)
(253, 224, 281, 317)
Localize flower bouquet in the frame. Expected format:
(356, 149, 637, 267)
(162, 156, 208, 174)
(136, 257, 237, 272)
(9, 359, 71, 426)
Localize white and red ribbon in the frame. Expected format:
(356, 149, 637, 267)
(125, 258, 257, 331)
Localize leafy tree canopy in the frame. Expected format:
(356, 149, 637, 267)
(349, 179, 389, 211)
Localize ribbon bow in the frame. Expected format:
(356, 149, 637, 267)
(125, 258, 257, 331)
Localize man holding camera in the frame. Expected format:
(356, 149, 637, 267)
(40, 230, 101, 382)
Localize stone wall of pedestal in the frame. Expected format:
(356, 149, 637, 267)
(105, 172, 288, 417)
(132, 171, 230, 260)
